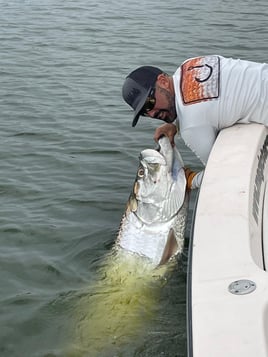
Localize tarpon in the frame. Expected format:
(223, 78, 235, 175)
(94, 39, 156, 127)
(117, 135, 188, 267)
(68, 136, 188, 357)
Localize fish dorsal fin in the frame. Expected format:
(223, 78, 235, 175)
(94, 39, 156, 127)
(159, 228, 178, 265)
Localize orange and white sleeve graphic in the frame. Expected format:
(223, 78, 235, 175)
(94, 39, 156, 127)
(180, 55, 220, 105)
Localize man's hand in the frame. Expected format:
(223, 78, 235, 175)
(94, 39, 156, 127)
(154, 123, 177, 147)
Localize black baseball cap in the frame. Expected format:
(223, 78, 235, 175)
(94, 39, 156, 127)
(122, 66, 163, 127)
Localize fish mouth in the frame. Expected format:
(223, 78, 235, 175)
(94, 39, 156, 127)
(154, 136, 173, 170)
(139, 136, 173, 169)
(134, 136, 185, 218)
(133, 133, 185, 210)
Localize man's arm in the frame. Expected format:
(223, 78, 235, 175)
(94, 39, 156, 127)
(181, 125, 218, 165)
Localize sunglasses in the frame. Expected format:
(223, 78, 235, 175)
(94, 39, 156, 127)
(141, 87, 156, 116)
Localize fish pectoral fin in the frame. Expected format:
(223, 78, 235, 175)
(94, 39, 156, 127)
(159, 228, 178, 265)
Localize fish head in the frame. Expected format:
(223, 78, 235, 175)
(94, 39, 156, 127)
(129, 136, 186, 224)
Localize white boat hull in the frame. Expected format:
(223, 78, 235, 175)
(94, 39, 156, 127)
(188, 123, 268, 357)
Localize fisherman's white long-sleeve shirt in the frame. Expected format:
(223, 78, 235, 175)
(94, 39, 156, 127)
(173, 55, 268, 166)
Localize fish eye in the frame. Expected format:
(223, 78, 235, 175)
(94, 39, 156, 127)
(137, 168, 145, 177)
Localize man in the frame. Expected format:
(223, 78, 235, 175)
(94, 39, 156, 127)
(122, 55, 268, 189)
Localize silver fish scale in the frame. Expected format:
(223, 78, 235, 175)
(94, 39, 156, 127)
(172, 195, 189, 254)
(117, 194, 188, 267)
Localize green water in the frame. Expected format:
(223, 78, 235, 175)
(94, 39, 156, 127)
(67, 251, 179, 357)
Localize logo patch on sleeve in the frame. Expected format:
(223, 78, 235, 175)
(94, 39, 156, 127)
(180, 56, 220, 104)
